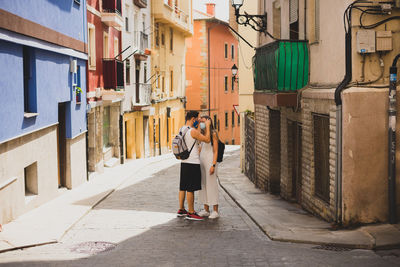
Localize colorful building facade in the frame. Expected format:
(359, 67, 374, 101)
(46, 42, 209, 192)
(185, 6, 240, 145)
(121, 0, 152, 160)
(0, 0, 88, 225)
(86, 0, 123, 173)
(150, 0, 192, 155)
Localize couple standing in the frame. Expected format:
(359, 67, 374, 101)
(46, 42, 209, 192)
(177, 110, 220, 221)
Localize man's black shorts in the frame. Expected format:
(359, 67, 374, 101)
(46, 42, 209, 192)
(180, 163, 201, 192)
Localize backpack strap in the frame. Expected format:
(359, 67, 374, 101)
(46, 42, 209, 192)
(183, 127, 196, 156)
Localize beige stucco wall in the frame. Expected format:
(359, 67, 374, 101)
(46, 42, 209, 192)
(342, 87, 400, 223)
(65, 132, 87, 189)
(0, 125, 59, 225)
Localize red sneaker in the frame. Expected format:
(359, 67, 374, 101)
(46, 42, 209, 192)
(177, 209, 188, 217)
(184, 212, 204, 221)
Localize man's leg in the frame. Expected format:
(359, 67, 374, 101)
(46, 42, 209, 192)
(187, 191, 195, 214)
(179, 190, 186, 210)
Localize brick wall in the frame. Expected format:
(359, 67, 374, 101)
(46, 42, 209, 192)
(255, 104, 269, 191)
(301, 89, 337, 222)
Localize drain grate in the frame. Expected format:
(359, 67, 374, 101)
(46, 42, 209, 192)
(312, 244, 353, 252)
(70, 241, 117, 255)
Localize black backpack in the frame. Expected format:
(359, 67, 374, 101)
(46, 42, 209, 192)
(211, 132, 225, 162)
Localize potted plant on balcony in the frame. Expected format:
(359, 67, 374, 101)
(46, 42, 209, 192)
(75, 86, 82, 104)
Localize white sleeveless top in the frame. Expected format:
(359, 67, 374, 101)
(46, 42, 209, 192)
(181, 126, 200, 164)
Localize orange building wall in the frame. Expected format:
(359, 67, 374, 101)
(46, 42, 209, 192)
(186, 19, 240, 145)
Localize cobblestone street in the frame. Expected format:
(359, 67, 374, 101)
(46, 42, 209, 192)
(0, 150, 399, 266)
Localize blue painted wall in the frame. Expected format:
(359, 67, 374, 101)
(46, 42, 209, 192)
(0, 40, 87, 142)
(0, 0, 87, 44)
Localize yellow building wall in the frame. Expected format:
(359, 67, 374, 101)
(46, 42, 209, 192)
(149, 100, 185, 156)
(123, 112, 144, 159)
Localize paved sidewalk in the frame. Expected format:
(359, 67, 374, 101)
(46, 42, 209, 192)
(0, 153, 177, 253)
(218, 148, 400, 250)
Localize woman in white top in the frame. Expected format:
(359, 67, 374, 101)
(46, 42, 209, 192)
(198, 116, 220, 219)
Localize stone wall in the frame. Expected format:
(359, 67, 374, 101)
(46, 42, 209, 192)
(0, 125, 59, 225)
(301, 89, 337, 222)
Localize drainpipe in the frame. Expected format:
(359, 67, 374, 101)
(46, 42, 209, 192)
(334, 29, 352, 224)
(388, 54, 400, 224)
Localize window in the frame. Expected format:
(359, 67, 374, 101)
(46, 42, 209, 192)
(170, 70, 173, 93)
(24, 162, 38, 197)
(88, 25, 96, 68)
(155, 23, 160, 47)
(144, 62, 147, 83)
(231, 76, 235, 91)
(23, 46, 37, 114)
(224, 76, 228, 92)
(224, 43, 228, 59)
(103, 106, 111, 149)
(170, 28, 173, 52)
(232, 139, 235, 145)
(213, 114, 217, 129)
(238, 114, 240, 125)
(289, 0, 299, 40)
(114, 37, 119, 58)
(103, 33, 109, 58)
(156, 71, 160, 88)
(74, 0, 80, 5)
(231, 44, 235, 60)
(125, 17, 129, 32)
(162, 76, 165, 92)
(232, 111, 235, 127)
(126, 59, 130, 84)
(313, 113, 330, 202)
(161, 31, 165, 46)
(225, 112, 228, 128)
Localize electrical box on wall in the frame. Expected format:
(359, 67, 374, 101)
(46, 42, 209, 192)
(376, 31, 392, 51)
(356, 30, 376, 53)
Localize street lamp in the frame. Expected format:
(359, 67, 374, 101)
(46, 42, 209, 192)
(231, 0, 268, 34)
(231, 64, 238, 83)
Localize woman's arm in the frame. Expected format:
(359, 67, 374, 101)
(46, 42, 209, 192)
(210, 132, 219, 175)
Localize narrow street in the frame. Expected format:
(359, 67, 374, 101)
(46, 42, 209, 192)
(0, 149, 399, 267)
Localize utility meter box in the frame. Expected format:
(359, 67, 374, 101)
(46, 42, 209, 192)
(376, 31, 392, 51)
(357, 30, 376, 53)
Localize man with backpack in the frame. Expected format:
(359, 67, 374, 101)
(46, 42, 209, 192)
(176, 110, 211, 220)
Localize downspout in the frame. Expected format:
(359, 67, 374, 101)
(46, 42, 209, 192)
(334, 29, 352, 224)
(388, 54, 400, 224)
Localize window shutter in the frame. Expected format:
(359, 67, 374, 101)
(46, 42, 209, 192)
(289, 0, 298, 24)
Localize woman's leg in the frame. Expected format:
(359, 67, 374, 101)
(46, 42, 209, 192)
(204, 204, 210, 212)
(213, 204, 218, 212)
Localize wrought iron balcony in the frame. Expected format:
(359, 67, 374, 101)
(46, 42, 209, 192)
(253, 40, 309, 92)
(101, 0, 123, 27)
(102, 0, 121, 15)
(134, 83, 151, 106)
(103, 58, 124, 90)
(134, 0, 147, 8)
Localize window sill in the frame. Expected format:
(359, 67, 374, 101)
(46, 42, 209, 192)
(24, 112, 39, 118)
(89, 65, 96, 71)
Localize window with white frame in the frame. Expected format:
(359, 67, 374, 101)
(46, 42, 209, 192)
(88, 24, 96, 68)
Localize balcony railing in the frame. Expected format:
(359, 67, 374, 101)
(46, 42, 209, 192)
(253, 40, 309, 92)
(134, 0, 147, 8)
(102, 0, 122, 16)
(103, 59, 124, 90)
(134, 83, 151, 106)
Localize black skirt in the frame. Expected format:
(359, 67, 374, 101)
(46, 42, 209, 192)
(180, 163, 201, 192)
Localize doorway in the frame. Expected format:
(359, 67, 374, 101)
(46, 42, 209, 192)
(57, 103, 67, 188)
(144, 116, 150, 158)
